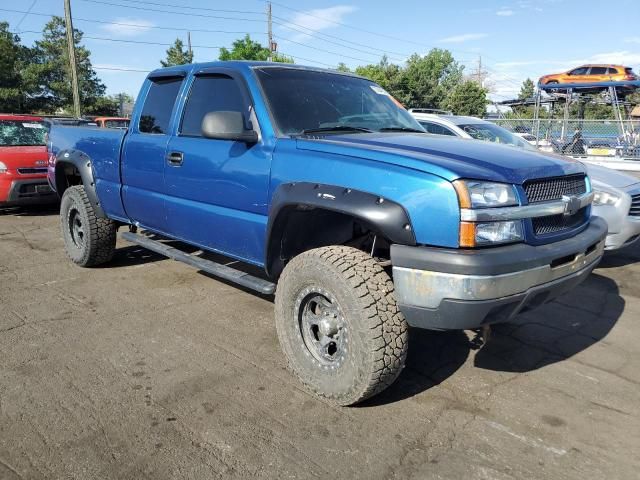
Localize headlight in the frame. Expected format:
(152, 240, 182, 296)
(592, 190, 620, 206)
(460, 221, 524, 247)
(0, 161, 7, 174)
(453, 180, 518, 208)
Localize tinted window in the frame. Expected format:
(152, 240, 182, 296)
(419, 121, 456, 136)
(105, 119, 130, 129)
(0, 120, 47, 146)
(180, 75, 246, 137)
(589, 67, 607, 75)
(569, 67, 588, 75)
(255, 68, 422, 135)
(139, 77, 183, 134)
(607, 67, 618, 74)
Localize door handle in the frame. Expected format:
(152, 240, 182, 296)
(167, 151, 184, 166)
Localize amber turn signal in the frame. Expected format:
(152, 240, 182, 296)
(459, 222, 476, 248)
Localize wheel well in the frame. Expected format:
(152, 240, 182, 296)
(54, 162, 83, 196)
(266, 207, 391, 278)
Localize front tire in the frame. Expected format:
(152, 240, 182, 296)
(60, 185, 116, 267)
(275, 246, 408, 406)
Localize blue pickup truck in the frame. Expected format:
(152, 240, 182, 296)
(48, 61, 607, 405)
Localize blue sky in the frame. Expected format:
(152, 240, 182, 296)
(4, 0, 640, 101)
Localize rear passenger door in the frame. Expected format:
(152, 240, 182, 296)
(587, 66, 608, 82)
(121, 73, 184, 233)
(164, 70, 271, 265)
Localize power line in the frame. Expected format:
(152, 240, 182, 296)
(0, 8, 266, 36)
(275, 35, 387, 65)
(15, 30, 222, 49)
(77, 0, 266, 22)
(94, 66, 151, 72)
(15, 0, 38, 30)
(80, 0, 262, 16)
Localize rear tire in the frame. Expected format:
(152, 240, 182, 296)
(60, 185, 116, 267)
(275, 246, 408, 406)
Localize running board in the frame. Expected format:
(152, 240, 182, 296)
(121, 232, 276, 295)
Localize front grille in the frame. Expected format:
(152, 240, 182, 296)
(17, 167, 48, 175)
(532, 207, 587, 236)
(524, 174, 587, 204)
(630, 192, 640, 217)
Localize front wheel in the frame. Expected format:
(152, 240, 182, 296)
(275, 246, 408, 406)
(60, 185, 117, 267)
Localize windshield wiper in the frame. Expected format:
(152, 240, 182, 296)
(300, 126, 373, 135)
(378, 127, 425, 133)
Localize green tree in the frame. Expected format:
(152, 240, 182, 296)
(443, 80, 487, 117)
(0, 22, 32, 112)
(160, 38, 193, 67)
(518, 78, 535, 100)
(398, 49, 464, 109)
(22, 16, 106, 114)
(335, 62, 350, 72)
(218, 35, 292, 63)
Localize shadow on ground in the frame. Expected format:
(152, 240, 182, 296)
(475, 273, 623, 372)
(0, 203, 59, 217)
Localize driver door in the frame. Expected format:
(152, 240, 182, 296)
(163, 71, 271, 265)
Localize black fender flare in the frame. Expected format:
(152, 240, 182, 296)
(54, 149, 106, 218)
(265, 182, 416, 276)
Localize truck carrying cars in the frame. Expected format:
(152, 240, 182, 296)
(48, 62, 606, 405)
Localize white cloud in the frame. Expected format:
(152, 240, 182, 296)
(438, 33, 488, 43)
(100, 18, 155, 37)
(624, 37, 640, 44)
(568, 51, 640, 67)
(496, 9, 515, 16)
(287, 6, 357, 41)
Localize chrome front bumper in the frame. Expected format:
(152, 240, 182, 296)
(390, 217, 608, 330)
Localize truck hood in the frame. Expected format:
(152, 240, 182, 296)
(296, 133, 585, 184)
(0, 145, 48, 169)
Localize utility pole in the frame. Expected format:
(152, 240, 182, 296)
(474, 55, 488, 89)
(64, 0, 81, 117)
(187, 31, 192, 60)
(267, 1, 273, 62)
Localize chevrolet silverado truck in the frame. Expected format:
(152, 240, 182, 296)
(48, 62, 607, 405)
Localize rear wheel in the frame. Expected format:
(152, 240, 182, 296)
(60, 185, 116, 267)
(275, 246, 408, 406)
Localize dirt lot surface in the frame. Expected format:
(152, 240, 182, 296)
(1, 205, 639, 480)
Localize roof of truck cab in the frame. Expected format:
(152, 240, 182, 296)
(147, 61, 363, 79)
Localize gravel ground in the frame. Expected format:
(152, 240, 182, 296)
(1, 204, 639, 480)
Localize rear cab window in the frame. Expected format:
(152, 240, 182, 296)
(180, 75, 247, 137)
(419, 121, 456, 136)
(139, 77, 183, 134)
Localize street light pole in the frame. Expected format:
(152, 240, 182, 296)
(64, 0, 81, 117)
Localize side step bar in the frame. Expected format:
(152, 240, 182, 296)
(121, 232, 276, 295)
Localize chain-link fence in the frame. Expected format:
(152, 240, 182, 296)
(489, 118, 640, 160)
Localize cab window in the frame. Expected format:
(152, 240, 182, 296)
(180, 75, 247, 137)
(139, 77, 183, 134)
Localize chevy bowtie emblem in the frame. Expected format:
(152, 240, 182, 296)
(562, 195, 581, 216)
(35, 160, 46, 166)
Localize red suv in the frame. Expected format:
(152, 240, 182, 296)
(0, 115, 56, 207)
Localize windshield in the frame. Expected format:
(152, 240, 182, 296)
(458, 123, 531, 149)
(0, 120, 47, 147)
(255, 67, 424, 135)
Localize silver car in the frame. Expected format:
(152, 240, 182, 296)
(410, 111, 640, 250)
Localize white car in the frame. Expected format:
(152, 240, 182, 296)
(409, 111, 640, 250)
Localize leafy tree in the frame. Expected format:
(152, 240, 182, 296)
(518, 78, 535, 100)
(218, 35, 292, 63)
(443, 80, 487, 117)
(0, 22, 35, 112)
(336, 62, 350, 72)
(22, 16, 106, 114)
(161, 38, 193, 67)
(398, 49, 464, 109)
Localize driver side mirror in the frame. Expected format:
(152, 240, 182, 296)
(201, 111, 258, 144)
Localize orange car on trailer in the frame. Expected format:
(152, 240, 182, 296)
(539, 64, 638, 85)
